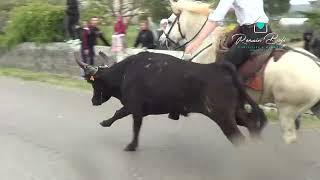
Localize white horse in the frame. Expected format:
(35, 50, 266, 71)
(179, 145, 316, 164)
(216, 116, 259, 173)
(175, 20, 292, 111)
(159, 0, 320, 144)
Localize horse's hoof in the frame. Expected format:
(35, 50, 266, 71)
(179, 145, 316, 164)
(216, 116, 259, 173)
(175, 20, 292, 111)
(283, 134, 297, 144)
(124, 144, 137, 151)
(168, 113, 179, 120)
(100, 120, 112, 127)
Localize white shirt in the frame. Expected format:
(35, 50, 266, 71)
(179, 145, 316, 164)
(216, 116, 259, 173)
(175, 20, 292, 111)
(208, 0, 269, 26)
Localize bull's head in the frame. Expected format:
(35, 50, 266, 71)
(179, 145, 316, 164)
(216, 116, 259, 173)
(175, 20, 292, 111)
(74, 51, 115, 106)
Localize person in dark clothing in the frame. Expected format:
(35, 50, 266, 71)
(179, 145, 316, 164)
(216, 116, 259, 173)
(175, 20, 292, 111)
(65, 0, 80, 40)
(82, 17, 110, 65)
(303, 29, 314, 51)
(134, 21, 155, 49)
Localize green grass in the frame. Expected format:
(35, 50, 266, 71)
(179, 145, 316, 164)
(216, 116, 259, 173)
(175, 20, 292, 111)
(0, 67, 91, 91)
(267, 110, 320, 129)
(1, 67, 320, 129)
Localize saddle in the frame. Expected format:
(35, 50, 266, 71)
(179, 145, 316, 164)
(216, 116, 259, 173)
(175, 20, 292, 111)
(242, 49, 288, 91)
(219, 28, 288, 91)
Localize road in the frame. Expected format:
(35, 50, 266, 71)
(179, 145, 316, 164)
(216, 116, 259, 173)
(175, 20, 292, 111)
(1, 77, 320, 180)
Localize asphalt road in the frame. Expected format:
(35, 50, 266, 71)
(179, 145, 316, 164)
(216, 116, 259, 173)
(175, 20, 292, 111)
(1, 77, 320, 180)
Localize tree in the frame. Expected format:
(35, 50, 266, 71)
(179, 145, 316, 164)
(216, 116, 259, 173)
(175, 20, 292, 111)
(141, 0, 170, 22)
(300, 10, 320, 30)
(264, 0, 290, 16)
(82, 0, 171, 23)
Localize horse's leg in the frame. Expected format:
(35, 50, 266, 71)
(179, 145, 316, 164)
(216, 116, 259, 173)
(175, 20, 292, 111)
(100, 106, 130, 127)
(277, 104, 301, 144)
(295, 115, 301, 130)
(125, 115, 143, 151)
(276, 96, 318, 143)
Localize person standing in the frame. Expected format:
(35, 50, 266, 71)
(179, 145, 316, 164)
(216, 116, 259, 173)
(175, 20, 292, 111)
(185, 0, 271, 69)
(156, 19, 168, 49)
(112, 13, 127, 52)
(114, 13, 127, 35)
(134, 21, 155, 49)
(303, 29, 314, 51)
(65, 0, 80, 40)
(82, 17, 110, 65)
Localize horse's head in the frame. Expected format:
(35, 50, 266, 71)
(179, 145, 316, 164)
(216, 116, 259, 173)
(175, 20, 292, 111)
(159, 13, 183, 49)
(159, 0, 212, 49)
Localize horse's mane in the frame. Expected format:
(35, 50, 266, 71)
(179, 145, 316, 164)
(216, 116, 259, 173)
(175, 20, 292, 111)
(172, 0, 233, 55)
(172, 0, 213, 16)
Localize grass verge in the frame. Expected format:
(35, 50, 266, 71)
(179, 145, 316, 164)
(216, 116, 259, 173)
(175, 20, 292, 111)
(1, 67, 320, 129)
(0, 67, 91, 91)
(267, 110, 320, 129)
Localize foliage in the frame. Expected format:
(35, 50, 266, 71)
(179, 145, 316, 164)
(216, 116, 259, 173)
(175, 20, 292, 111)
(300, 10, 320, 30)
(264, 0, 290, 16)
(141, 0, 171, 22)
(0, 67, 91, 90)
(80, 0, 111, 25)
(0, 1, 65, 47)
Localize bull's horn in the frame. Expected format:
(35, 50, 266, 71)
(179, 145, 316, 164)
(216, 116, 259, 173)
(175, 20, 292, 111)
(74, 51, 88, 69)
(99, 51, 116, 67)
(74, 51, 98, 76)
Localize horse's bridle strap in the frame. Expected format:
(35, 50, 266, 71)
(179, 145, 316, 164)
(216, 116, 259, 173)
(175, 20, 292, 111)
(173, 17, 208, 50)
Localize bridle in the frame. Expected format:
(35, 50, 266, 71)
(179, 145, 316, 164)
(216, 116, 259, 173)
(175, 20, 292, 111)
(164, 13, 212, 60)
(164, 14, 185, 47)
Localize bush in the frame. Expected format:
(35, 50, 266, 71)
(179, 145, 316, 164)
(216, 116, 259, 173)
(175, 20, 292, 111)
(300, 11, 320, 30)
(0, 2, 65, 47)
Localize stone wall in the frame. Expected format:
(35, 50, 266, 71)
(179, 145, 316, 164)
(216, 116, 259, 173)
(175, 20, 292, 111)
(0, 43, 184, 76)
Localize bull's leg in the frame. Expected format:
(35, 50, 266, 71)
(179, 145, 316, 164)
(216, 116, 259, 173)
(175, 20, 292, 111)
(207, 110, 245, 146)
(236, 107, 262, 138)
(125, 115, 143, 151)
(100, 107, 130, 127)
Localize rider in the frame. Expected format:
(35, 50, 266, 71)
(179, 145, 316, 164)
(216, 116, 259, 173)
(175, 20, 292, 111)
(185, 0, 272, 69)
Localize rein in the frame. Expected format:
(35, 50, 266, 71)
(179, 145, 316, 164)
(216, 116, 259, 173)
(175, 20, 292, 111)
(174, 18, 208, 50)
(164, 14, 211, 61)
(165, 14, 208, 50)
(164, 14, 185, 46)
(283, 46, 320, 68)
(182, 43, 213, 61)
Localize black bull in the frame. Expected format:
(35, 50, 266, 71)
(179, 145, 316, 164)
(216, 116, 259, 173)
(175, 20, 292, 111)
(75, 51, 267, 151)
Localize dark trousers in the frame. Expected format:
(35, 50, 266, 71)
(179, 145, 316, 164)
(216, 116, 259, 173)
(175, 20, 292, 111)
(65, 15, 79, 40)
(81, 47, 95, 65)
(223, 24, 272, 68)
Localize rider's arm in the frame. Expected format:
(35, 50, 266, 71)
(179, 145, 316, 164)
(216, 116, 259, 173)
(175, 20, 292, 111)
(186, 0, 235, 53)
(198, 0, 235, 41)
(208, 0, 235, 22)
(193, 21, 218, 45)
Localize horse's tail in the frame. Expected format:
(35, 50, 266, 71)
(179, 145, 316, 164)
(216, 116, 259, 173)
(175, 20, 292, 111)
(220, 61, 268, 131)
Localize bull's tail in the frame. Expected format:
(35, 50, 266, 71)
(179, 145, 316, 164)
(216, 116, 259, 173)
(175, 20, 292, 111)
(220, 62, 267, 130)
